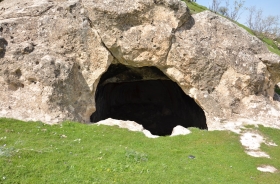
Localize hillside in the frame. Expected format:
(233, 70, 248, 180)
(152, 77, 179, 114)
(0, 0, 279, 132)
(0, 1, 280, 182)
(1, 118, 280, 183)
(184, 1, 280, 56)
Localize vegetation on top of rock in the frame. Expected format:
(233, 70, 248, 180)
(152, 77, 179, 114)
(183, 0, 208, 14)
(234, 21, 280, 56)
(183, 0, 280, 56)
(275, 85, 280, 95)
(183, 0, 280, 96)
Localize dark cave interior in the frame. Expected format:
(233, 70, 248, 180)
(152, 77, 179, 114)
(90, 64, 207, 136)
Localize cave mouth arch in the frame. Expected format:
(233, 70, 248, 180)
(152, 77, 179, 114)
(90, 64, 207, 136)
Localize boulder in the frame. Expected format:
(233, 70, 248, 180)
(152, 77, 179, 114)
(96, 118, 144, 132)
(171, 125, 191, 136)
(0, 0, 279, 131)
(96, 118, 159, 138)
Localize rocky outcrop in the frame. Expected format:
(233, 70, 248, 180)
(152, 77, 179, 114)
(0, 0, 280, 131)
(0, 0, 113, 123)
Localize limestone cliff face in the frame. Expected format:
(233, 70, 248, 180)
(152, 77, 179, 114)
(0, 0, 279, 130)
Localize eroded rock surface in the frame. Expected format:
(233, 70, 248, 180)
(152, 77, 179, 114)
(0, 0, 280, 131)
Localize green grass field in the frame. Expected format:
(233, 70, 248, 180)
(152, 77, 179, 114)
(0, 118, 279, 183)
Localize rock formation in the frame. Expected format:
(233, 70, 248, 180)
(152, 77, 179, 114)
(0, 0, 280, 133)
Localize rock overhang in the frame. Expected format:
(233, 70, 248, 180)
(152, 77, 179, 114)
(0, 0, 279, 131)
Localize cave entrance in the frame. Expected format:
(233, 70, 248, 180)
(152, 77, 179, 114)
(90, 64, 207, 136)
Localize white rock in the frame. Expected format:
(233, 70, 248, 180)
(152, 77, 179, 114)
(245, 150, 270, 158)
(171, 125, 191, 136)
(257, 165, 278, 173)
(95, 118, 159, 138)
(143, 130, 159, 139)
(96, 118, 144, 132)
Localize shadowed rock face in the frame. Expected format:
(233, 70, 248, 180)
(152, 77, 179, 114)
(91, 64, 207, 135)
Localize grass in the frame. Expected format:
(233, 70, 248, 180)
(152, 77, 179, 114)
(0, 118, 280, 183)
(183, 1, 208, 14)
(261, 37, 280, 56)
(275, 85, 280, 95)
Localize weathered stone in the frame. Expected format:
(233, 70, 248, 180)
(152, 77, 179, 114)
(0, 0, 113, 123)
(0, 0, 279, 132)
(96, 118, 144, 132)
(258, 53, 280, 83)
(84, 0, 190, 66)
(171, 125, 191, 136)
(95, 118, 159, 138)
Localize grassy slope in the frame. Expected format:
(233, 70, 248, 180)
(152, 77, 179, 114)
(1, 118, 280, 183)
(183, 1, 208, 14)
(184, 1, 280, 56)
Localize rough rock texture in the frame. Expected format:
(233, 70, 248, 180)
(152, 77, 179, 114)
(0, 0, 280, 130)
(0, 0, 113, 123)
